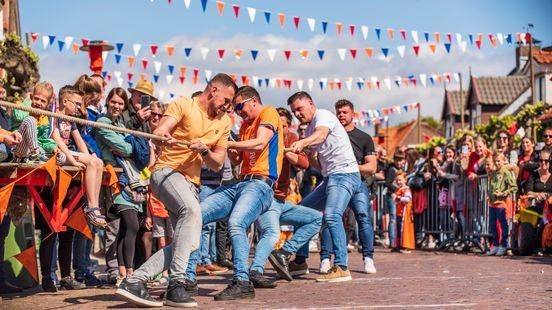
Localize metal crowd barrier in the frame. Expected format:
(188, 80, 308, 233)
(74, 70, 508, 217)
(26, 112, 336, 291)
(415, 179, 455, 248)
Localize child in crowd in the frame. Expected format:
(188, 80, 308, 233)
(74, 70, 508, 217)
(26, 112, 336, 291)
(50, 85, 106, 228)
(10, 82, 66, 164)
(486, 153, 517, 256)
(393, 172, 415, 253)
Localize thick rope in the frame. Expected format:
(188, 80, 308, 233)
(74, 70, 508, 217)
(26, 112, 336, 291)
(0, 100, 190, 146)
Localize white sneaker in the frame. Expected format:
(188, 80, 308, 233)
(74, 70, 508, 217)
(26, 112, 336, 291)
(495, 246, 507, 256)
(486, 246, 499, 256)
(319, 259, 331, 274)
(363, 257, 377, 274)
(309, 240, 319, 253)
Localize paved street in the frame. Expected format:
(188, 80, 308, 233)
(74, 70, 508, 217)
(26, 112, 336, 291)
(1, 249, 551, 309)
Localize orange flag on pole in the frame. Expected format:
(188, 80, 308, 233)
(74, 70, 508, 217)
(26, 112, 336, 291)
(0, 183, 14, 223)
(65, 208, 92, 240)
(14, 246, 38, 283)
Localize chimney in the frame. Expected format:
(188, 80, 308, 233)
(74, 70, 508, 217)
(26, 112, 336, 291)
(516, 44, 541, 72)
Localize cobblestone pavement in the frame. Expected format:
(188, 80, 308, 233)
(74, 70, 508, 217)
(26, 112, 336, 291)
(1, 249, 551, 309)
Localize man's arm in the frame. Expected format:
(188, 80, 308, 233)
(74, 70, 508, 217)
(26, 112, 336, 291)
(290, 126, 330, 153)
(358, 154, 377, 176)
(228, 125, 274, 152)
(201, 145, 227, 172)
(152, 116, 178, 145)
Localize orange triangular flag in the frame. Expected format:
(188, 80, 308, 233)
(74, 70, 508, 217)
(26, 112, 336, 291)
(180, 66, 187, 77)
(437, 76, 443, 83)
(329, 81, 335, 91)
(276, 79, 282, 88)
(103, 165, 120, 195)
(43, 156, 57, 184)
(366, 81, 372, 89)
(336, 22, 343, 35)
(434, 32, 440, 43)
(387, 28, 394, 39)
(365, 47, 373, 58)
(234, 49, 243, 59)
(72, 43, 80, 55)
(429, 43, 437, 54)
(65, 208, 92, 240)
(14, 246, 38, 282)
(216, 1, 225, 15)
(128, 56, 135, 68)
(193, 76, 198, 85)
(140, 73, 147, 81)
(0, 183, 14, 223)
(166, 45, 175, 57)
(477, 33, 483, 42)
(278, 13, 285, 28)
(300, 49, 308, 59)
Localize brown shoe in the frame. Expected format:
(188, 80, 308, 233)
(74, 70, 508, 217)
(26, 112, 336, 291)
(205, 264, 228, 274)
(289, 261, 309, 277)
(315, 265, 352, 283)
(196, 265, 210, 275)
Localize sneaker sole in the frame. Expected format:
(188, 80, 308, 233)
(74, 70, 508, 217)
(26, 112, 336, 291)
(164, 299, 198, 308)
(316, 275, 352, 283)
(364, 269, 377, 274)
(115, 288, 164, 307)
(268, 255, 293, 282)
(207, 269, 229, 274)
(214, 293, 255, 301)
(289, 269, 309, 277)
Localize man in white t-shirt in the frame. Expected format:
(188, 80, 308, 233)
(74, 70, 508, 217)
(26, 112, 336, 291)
(287, 91, 361, 282)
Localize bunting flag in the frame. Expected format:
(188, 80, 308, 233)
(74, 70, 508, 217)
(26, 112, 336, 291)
(216, 0, 225, 15)
(65, 207, 92, 240)
(278, 13, 285, 28)
(0, 183, 14, 223)
(13, 245, 38, 283)
(232, 4, 240, 18)
(264, 11, 271, 24)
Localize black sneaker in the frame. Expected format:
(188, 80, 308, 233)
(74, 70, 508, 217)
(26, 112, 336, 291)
(60, 276, 86, 290)
(0, 280, 22, 294)
(249, 271, 277, 289)
(268, 249, 293, 281)
(115, 279, 163, 307)
(84, 273, 104, 287)
(159, 278, 198, 300)
(41, 277, 58, 293)
(214, 279, 255, 301)
(164, 280, 198, 308)
(217, 258, 234, 270)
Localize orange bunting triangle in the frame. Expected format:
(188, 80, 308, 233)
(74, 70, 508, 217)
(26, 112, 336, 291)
(180, 66, 187, 76)
(14, 245, 38, 283)
(336, 22, 343, 35)
(434, 32, 440, 43)
(65, 207, 92, 240)
(166, 45, 175, 57)
(278, 13, 285, 28)
(0, 183, 14, 223)
(103, 165, 120, 195)
(387, 28, 394, 39)
(276, 79, 281, 88)
(366, 81, 372, 89)
(43, 156, 57, 184)
(128, 56, 135, 68)
(234, 49, 243, 59)
(72, 43, 80, 55)
(329, 81, 335, 91)
(193, 76, 198, 85)
(216, 1, 225, 15)
(365, 47, 373, 58)
(300, 49, 308, 59)
(429, 43, 437, 54)
(140, 73, 147, 81)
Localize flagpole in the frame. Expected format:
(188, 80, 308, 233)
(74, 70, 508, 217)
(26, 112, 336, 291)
(417, 103, 421, 144)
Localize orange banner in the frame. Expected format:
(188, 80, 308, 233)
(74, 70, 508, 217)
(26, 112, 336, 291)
(0, 183, 14, 223)
(65, 207, 92, 240)
(14, 246, 38, 282)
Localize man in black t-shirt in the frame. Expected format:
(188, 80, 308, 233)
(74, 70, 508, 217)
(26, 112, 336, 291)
(328, 99, 377, 274)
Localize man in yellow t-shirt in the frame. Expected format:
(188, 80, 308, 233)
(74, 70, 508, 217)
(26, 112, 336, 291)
(186, 85, 284, 301)
(116, 73, 237, 308)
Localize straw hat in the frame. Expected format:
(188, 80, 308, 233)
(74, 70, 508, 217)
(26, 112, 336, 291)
(128, 80, 157, 101)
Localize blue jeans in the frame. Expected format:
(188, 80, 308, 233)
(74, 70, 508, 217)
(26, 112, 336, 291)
(296, 172, 361, 268)
(385, 194, 397, 246)
(199, 185, 218, 266)
(187, 179, 274, 281)
(489, 207, 508, 248)
(320, 183, 375, 260)
(73, 230, 92, 279)
(250, 200, 322, 273)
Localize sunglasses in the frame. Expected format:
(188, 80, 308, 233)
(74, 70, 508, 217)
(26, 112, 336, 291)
(498, 136, 508, 140)
(234, 97, 253, 112)
(150, 112, 163, 119)
(539, 159, 550, 164)
(545, 135, 552, 138)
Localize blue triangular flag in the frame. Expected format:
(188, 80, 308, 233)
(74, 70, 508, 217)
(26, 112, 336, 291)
(395, 80, 400, 87)
(357, 82, 363, 90)
(403, 105, 408, 112)
(170, 93, 175, 99)
(424, 32, 430, 42)
(265, 78, 269, 87)
(153, 75, 160, 83)
(444, 43, 451, 53)
(429, 77, 435, 85)
(101, 71, 108, 79)
(184, 48, 192, 57)
(506, 34, 512, 45)
(408, 74, 414, 80)
(321, 21, 328, 34)
(115, 54, 122, 64)
(257, 79, 262, 87)
(168, 65, 175, 75)
(375, 28, 381, 40)
(319, 81, 324, 90)
(48, 35, 56, 46)
(128, 82, 133, 88)
(200, 0, 208, 12)
(251, 50, 258, 61)
(57, 40, 65, 51)
(317, 50, 325, 60)
(264, 11, 271, 24)
(116, 42, 124, 53)
(381, 47, 389, 58)
(468, 34, 473, 45)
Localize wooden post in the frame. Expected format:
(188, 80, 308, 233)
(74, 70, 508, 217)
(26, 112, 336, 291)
(460, 73, 465, 129)
(417, 102, 421, 144)
(385, 119, 389, 155)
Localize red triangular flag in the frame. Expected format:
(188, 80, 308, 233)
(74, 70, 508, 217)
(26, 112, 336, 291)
(81, 38, 89, 47)
(476, 40, 482, 49)
(241, 75, 248, 85)
(142, 59, 149, 70)
(128, 73, 134, 81)
(13, 246, 38, 283)
(193, 68, 199, 78)
(150, 45, 158, 57)
(336, 81, 342, 90)
(65, 208, 92, 240)
(284, 50, 291, 60)
(232, 4, 240, 18)
(350, 49, 357, 59)
(400, 29, 406, 40)
(179, 76, 185, 84)
(31, 32, 39, 43)
(349, 25, 355, 36)
(293, 16, 300, 29)
(217, 49, 225, 61)
(447, 32, 452, 42)
(413, 45, 420, 56)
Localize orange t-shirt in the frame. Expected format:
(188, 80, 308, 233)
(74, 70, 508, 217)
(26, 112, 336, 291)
(154, 97, 231, 185)
(239, 106, 284, 181)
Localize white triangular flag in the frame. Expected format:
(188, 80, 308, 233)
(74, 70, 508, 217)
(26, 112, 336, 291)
(114, 71, 122, 79)
(247, 7, 256, 23)
(419, 74, 427, 87)
(132, 43, 141, 56)
(459, 41, 467, 53)
(102, 51, 109, 62)
(65, 36, 74, 49)
(297, 79, 304, 91)
(307, 18, 316, 32)
(200, 47, 210, 60)
(116, 77, 124, 87)
(204, 70, 213, 81)
(411, 30, 419, 44)
(394, 77, 402, 87)
(42, 36, 49, 49)
(337, 48, 346, 61)
(367, 110, 374, 118)
(497, 33, 504, 45)
(397, 45, 405, 58)
(520, 32, 527, 44)
(455, 33, 462, 45)
(183, 0, 191, 9)
(158, 90, 165, 101)
(345, 78, 353, 92)
(361, 26, 369, 40)
(166, 75, 174, 85)
(269, 78, 277, 88)
(266, 49, 276, 62)
(371, 76, 378, 85)
(383, 116, 389, 123)
(154, 61, 162, 74)
(396, 106, 401, 114)
(453, 73, 460, 83)
(308, 78, 314, 91)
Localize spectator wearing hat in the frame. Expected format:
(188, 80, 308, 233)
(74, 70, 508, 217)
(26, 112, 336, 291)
(123, 80, 157, 133)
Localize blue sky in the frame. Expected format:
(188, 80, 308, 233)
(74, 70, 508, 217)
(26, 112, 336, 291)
(19, 0, 552, 131)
